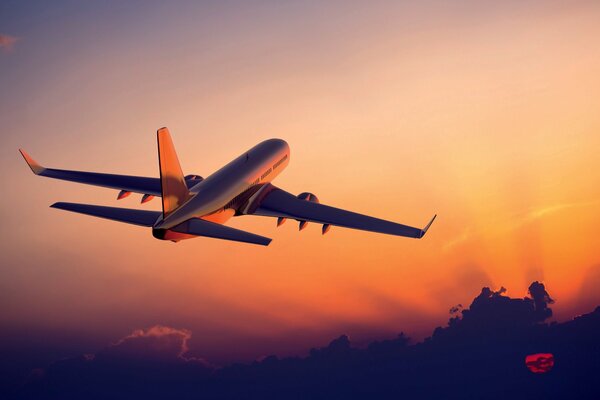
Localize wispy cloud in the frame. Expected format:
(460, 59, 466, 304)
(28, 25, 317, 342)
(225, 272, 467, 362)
(443, 200, 600, 251)
(505, 200, 600, 232)
(0, 34, 18, 52)
(442, 227, 474, 252)
(525, 202, 598, 221)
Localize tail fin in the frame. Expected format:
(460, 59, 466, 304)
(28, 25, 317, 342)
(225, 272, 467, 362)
(157, 127, 191, 216)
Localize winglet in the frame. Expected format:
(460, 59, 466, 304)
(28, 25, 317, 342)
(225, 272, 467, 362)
(19, 149, 45, 175)
(419, 214, 437, 238)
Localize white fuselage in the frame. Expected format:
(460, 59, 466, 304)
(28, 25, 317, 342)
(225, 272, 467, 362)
(155, 139, 290, 231)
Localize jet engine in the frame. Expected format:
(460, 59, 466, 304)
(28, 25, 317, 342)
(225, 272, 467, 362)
(185, 174, 204, 185)
(297, 192, 319, 203)
(136, 174, 204, 204)
(295, 192, 329, 234)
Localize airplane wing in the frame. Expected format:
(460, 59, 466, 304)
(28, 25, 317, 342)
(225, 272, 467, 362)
(19, 149, 163, 196)
(51, 202, 161, 226)
(252, 186, 436, 238)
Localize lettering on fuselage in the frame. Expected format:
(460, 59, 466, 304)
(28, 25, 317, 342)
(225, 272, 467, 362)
(258, 154, 288, 182)
(273, 154, 288, 170)
(261, 167, 272, 180)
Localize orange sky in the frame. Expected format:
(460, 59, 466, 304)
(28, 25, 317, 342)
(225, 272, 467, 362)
(1, 1, 599, 363)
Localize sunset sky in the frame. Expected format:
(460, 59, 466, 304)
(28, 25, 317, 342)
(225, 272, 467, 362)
(1, 0, 600, 365)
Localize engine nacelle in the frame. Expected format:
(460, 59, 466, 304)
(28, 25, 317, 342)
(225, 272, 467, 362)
(296, 192, 319, 231)
(139, 175, 203, 204)
(297, 192, 319, 203)
(185, 174, 203, 180)
(185, 174, 204, 189)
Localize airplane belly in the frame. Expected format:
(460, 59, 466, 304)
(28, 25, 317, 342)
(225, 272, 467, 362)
(201, 208, 235, 224)
(152, 228, 197, 242)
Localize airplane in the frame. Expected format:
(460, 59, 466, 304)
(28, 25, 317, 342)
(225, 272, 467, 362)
(19, 128, 436, 246)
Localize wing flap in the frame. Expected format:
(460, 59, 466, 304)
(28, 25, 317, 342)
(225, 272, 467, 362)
(253, 187, 434, 239)
(19, 149, 162, 196)
(51, 202, 161, 226)
(172, 218, 272, 246)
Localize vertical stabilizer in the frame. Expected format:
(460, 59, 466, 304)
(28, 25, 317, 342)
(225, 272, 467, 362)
(157, 127, 190, 216)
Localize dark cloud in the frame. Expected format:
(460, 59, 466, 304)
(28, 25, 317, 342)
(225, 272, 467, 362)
(528, 281, 554, 321)
(6, 283, 600, 399)
(10, 326, 212, 399)
(0, 34, 18, 52)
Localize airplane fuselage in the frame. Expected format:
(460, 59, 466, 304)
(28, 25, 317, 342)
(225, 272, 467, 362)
(153, 138, 290, 240)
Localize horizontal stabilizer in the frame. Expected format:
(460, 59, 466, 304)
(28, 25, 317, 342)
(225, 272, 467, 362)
(172, 218, 272, 246)
(51, 202, 161, 227)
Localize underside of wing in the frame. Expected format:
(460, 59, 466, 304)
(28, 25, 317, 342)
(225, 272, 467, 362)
(49, 203, 270, 246)
(251, 186, 435, 239)
(20, 149, 162, 196)
(51, 202, 161, 226)
(171, 218, 272, 246)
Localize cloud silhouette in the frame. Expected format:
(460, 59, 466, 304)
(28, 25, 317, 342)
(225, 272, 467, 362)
(102, 325, 200, 362)
(0, 34, 18, 52)
(8, 282, 600, 400)
(12, 325, 212, 399)
(528, 281, 554, 322)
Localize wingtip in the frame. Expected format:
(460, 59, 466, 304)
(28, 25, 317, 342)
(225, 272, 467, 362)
(50, 202, 66, 210)
(420, 214, 437, 238)
(19, 149, 44, 175)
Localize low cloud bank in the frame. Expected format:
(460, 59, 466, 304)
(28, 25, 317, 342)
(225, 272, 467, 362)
(8, 281, 600, 399)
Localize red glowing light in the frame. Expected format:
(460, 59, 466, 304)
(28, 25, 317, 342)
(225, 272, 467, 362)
(525, 353, 554, 373)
